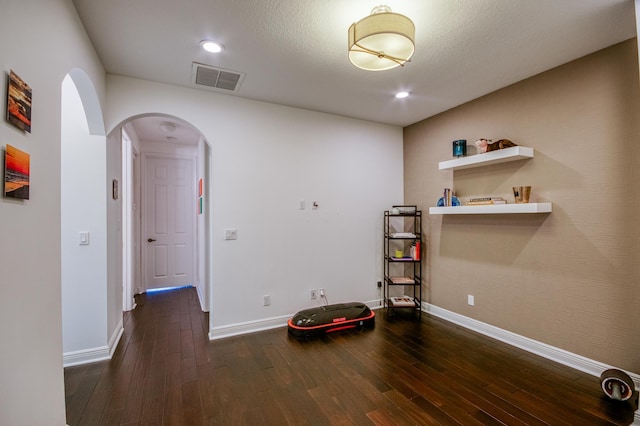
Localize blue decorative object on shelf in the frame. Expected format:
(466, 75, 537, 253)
(437, 196, 460, 207)
(452, 140, 467, 157)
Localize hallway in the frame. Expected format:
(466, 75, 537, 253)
(65, 287, 209, 424)
(64, 287, 635, 425)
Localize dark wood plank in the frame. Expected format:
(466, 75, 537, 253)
(65, 287, 636, 425)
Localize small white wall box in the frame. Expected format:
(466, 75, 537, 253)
(79, 232, 90, 245)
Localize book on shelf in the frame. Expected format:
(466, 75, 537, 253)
(389, 276, 415, 284)
(391, 256, 414, 261)
(466, 197, 507, 205)
(465, 200, 507, 205)
(389, 296, 416, 307)
(468, 197, 500, 201)
(443, 188, 452, 206)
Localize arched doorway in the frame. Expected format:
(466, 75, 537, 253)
(61, 84, 211, 365)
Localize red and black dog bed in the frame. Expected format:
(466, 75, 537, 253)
(288, 302, 375, 338)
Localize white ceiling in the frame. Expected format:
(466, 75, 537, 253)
(72, 0, 636, 142)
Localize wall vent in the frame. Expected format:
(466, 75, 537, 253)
(191, 63, 245, 93)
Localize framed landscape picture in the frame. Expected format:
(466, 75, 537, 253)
(4, 144, 30, 200)
(6, 70, 32, 133)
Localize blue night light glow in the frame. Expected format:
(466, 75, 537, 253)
(146, 285, 192, 294)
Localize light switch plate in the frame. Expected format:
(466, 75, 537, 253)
(79, 231, 90, 245)
(224, 228, 237, 240)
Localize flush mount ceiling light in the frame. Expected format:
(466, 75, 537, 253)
(395, 91, 409, 99)
(200, 40, 224, 53)
(348, 5, 415, 71)
(159, 121, 177, 133)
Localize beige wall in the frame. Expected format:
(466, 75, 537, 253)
(404, 39, 640, 372)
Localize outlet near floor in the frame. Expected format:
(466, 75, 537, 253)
(467, 294, 475, 306)
(263, 295, 271, 306)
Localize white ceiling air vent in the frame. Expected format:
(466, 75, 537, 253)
(191, 62, 245, 93)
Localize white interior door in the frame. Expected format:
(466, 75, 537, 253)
(144, 156, 195, 291)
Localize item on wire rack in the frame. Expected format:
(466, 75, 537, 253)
(388, 296, 416, 307)
(389, 276, 415, 284)
(409, 241, 421, 260)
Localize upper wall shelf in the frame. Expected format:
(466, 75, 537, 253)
(438, 146, 534, 171)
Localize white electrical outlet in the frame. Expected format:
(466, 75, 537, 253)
(310, 289, 317, 299)
(299, 199, 306, 210)
(224, 228, 237, 240)
(263, 295, 270, 306)
(468, 295, 475, 306)
(319, 288, 325, 297)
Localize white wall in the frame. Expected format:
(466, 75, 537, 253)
(61, 76, 108, 357)
(0, 0, 106, 424)
(122, 123, 143, 296)
(121, 128, 135, 311)
(104, 75, 404, 338)
(196, 138, 210, 310)
(106, 129, 124, 351)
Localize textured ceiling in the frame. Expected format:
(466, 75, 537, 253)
(73, 0, 636, 133)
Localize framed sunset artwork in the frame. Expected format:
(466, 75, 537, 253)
(6, 70, 32, 133)
(4, 144, 30, 200)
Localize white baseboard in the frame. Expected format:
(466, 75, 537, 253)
(196, 284, 208, 312)
(63, 346, 111, 367)
(108, 318, 124, 358)
(209, 314, 291, 340)
(63, 318, 124, 367)
(424, 303, 640, 423)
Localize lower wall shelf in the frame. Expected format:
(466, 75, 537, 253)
(429, 202, 552, 215)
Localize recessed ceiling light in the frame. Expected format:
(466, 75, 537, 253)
(200, 40, 224, 53)
(395, 91, 410, 99)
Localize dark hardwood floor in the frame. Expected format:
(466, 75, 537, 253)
(65, 287, 636, 425)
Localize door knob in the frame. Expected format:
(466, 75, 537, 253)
(147, 238, 156, 242)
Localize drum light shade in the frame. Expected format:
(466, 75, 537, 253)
(348, 5, 415, 71)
